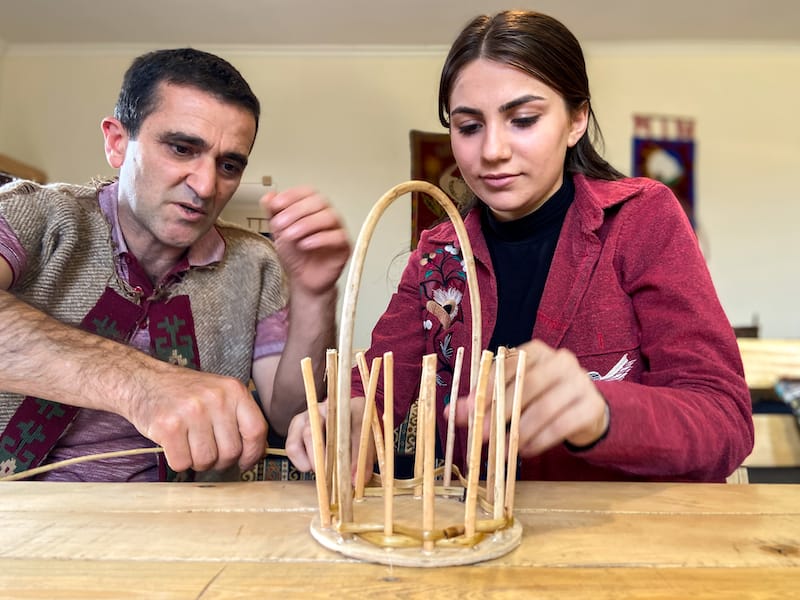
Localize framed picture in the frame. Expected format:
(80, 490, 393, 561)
(632, 138, 695, 225)
(631, 115, 695, 226)
(409, 130, 469, 249)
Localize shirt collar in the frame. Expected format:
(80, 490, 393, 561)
(98, 181, 225, 268)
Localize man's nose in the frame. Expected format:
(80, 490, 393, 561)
(187, 157, 217, 200)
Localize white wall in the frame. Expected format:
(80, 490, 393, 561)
(586, 43, 800, 339)
(1, 42, 798, 346)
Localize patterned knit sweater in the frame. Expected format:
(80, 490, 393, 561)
(0, 179, 288, 434)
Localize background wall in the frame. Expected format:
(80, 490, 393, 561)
(0, 42, 797, 347)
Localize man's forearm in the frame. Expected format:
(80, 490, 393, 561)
(0, 289, 168, 418)
(268, 288, 337, 435)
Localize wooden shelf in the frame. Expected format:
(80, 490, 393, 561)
(0, 153, 47, 183)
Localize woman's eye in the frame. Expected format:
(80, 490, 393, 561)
(456, 123, 481, 136)
(512, 116, 539, 128)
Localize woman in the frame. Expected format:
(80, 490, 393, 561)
(288, 10, 753, 482)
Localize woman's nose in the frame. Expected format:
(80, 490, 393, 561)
(482, 124, 511, 162)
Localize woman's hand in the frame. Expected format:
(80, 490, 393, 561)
(451, 340, 609, 456)
(285, 396, 372, 483)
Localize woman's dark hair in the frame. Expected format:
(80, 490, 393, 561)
(439, 10, 623, 182)
(114, 48, 260, 140)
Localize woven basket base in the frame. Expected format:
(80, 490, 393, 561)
(310, 493, 522, 567)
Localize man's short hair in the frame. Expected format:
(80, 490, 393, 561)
(114, 47, 260, 139)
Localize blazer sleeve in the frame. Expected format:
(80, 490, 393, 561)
(583, 180, 754, 481)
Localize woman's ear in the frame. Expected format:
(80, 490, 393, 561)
(101, 117, 129, 169)
(567, 102, 590, 148)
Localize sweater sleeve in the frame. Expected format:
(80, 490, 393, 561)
(581, 181, 753, 481)
(0, 181, 51, 286)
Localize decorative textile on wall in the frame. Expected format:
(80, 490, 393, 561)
(632, 115, 696, 226)
(409, 130, 469, 249)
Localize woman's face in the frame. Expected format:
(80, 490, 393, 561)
(448, 58, 587, 221)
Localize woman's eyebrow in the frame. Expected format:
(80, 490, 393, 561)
(499, 94, 545, 113)
(451, 94, 546, 118)
(450, 105, 482, 117)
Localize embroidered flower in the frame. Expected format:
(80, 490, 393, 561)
(1, 458, 16, 476)
(445, 243, 459, 255)
(419, 251, 438, 266)
(433, 287, 462, 319)
(426, 287, 463, 329)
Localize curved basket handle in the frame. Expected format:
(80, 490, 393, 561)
(335, 180, 482, 522)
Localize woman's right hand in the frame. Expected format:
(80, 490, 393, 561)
(285, 396, 371, 483)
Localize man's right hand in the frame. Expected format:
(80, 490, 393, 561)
(0, 286, 267, 475)
(127, 366, 268, 473)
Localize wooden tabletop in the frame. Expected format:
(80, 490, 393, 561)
(1, 480, 798, 599)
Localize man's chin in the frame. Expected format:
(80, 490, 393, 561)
(161, 226, 207, 250)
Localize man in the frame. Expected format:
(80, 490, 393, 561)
(0, 48, 350, 481)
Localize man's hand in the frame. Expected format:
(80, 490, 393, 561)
(261, 186, 350, 297)
(255, 186, 351, 437)
(127, 366, 268, 473)
(0, 286, 268, 475)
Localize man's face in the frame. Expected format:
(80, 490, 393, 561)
(109, 82, 257, 257)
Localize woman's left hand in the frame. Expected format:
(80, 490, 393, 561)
(451, 339, 609, 456)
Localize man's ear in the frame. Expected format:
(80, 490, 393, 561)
(101, 117, 129, 169)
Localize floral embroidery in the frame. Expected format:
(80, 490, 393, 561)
(418, 241, 469, 395)
(426, 287, 463, 329)
(433, 287, 463, 319)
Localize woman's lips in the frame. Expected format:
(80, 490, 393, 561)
(481, 173, 518, 190)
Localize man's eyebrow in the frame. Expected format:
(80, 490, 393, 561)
(160, 132, 248, 167)
(160, 131, 208, 148)
(499, 94, 545, 113)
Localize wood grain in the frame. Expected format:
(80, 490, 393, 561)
(1, 481, 798, 598)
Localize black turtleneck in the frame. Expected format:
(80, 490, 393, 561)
(483, 175, 575, 352)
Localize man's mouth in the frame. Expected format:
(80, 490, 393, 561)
(176, 202, 207, 218)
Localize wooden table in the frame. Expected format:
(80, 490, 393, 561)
(1, 481, 798, 598)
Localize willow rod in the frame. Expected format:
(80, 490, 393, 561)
(334, 180, 483, 524)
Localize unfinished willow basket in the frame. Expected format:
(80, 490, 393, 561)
(300, 180, 525, 567)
